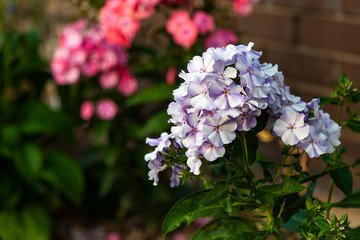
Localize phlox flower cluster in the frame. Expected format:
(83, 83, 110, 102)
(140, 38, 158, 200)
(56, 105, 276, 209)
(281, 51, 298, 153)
(145, 43, 341, 186)
(52, 20, 137, 121)
(166, 10, 238, 49)
(99, 0, 160, 48)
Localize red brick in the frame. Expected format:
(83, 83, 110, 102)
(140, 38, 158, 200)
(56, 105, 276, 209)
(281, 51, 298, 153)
(267, 0, 332, 10)
(233, 12, 295, 42)
(299, 16, 360, 54)
(262, 49, 333, 85)
(341, 0, 360, 15)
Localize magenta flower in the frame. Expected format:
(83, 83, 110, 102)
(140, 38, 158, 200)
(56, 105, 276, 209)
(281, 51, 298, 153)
(80, 100, 94, 121)
(99, 70, 119, 89)
(193, 11, 215, 35)
(204, 29, 238, 49)
(96, 99, 118, 120)
(273, 110, 310, 146)
(117, 68, 138, 96)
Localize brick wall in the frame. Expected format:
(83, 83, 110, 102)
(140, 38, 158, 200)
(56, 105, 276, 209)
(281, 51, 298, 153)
(232, 0, 360, 161)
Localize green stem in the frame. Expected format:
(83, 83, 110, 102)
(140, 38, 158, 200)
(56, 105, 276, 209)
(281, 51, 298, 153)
(240, 133, 250, 173)
(326, 101, 344, 218)
(272, 154, 290, 184)
(326, 180, 334, 219)
(265, 206, 280, 240)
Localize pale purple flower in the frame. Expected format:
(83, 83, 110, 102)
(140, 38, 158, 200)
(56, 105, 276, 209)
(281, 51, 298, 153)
(236, 105, 261, 131)
(170, 165, 183, 187)
(203, 116, 237, 147)
(209, 81, 246, 111)
(182, 113, 204, 148)
(213, 61, 237, 85)
(273, 110, 310, 145)
(300, 126, 327, 158)
(200, 142, 225, 161)
(324, 119, 341, 154)
(186, 157, 202, 175)
(148, 157, 165, 186)
(188, 81, 214, 110)
(187, 52, 215, 73)
(236, 54, 265, 88)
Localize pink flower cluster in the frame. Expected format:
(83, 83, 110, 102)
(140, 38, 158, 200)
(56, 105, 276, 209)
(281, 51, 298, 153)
(233, 0, 261, 17)
(166, 10, 214, 49)
(100, 0, 160, 48)
(51, 20, 138, 94)
(166, 10, 238, 50)
(80, 99, 119, 121)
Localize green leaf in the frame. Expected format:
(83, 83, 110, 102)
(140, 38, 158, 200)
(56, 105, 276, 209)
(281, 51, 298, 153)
(343, 119, 360, 133)
(202, 181, 231, 206)
(255, 178, 307, 205)
(191, 217, 260, 240)
(298, 163, 348, 184)
(162, 190, 228, 236)
(13, 143, 43, 182)
(330, 166, 353, 196)
(283, 209, 306, 233)
(89, 0, 105, 8)
(351, 92, 360, 103)
(348, 227, 360, 240)
(40, 152, 84, 205)
(0, 204, 51, 240)
(125, 83, 174, 107)
(20, 102, 74, 141)
(133, 110, 169, 139)
(319, 97, 334, 105)
(333, 191, 360, 208)
(313, 219, 331, 234)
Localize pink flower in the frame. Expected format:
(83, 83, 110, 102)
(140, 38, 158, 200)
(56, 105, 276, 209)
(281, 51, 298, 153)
(80, 100, 94, 120)
(100, 12, 140, 48)
(107, 233, 122, 240)
(166, 66, 177, 85)
(172, 233, 187, 240)
(234, 0, 253, 17)
(193, 11, 215, 35)
(118, 68, 138, 96)
(204, 29, 238, 49)
(100, 70, 120, 89)
(166, 11, 192, 35)
(96, 99, 118, 120)
(173, 20, 198, 49)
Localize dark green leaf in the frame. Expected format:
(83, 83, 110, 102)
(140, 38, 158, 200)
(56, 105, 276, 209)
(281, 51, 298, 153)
(162, 190, 228, 236)
(20, 102, 74, 141)
(298, 163, 348, 184)
(351, 92, 360, 103)
(40, 152, 84, 205)
(333, 191, 360, 208)
(125, 83, 174, 107)
(202, 181, 230, 206)
(322, 155, 332, 164)
(284, 209, 306, 233)
(191, 217, 259, 240)
(133, 110, 169, 139)
(255, 178, 307, 205)
(89, 0, 105, 8)
(313, 219, 331, 234)
(343, 119, 360, 133)
(0, 204, 51, 240)
(13, 143, 43, 182)
(348, 227, 360, 240)
(330, 166, 353, 196)
(319, 97, 333, 105)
